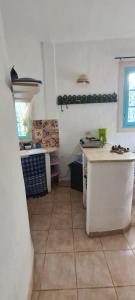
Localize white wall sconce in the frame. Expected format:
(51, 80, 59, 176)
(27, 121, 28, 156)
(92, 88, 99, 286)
(77, 74, 90, 84)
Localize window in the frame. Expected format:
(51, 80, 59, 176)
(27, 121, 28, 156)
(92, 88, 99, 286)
(123, 67, 135, 127)
(118, 61, 135, 131)
(15, 101, 31, 141)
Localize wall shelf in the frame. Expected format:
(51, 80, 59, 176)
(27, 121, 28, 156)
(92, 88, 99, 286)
(12, 82, 41, 101)
(51, 171, 59, 178)
(50, 151, 59, 181)
(51, 160, 59, 166)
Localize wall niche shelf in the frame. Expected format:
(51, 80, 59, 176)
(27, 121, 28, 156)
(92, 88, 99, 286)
(12, 82, 41, 101)
(50, 151, 59, 182)
(57, 93, 117, 107)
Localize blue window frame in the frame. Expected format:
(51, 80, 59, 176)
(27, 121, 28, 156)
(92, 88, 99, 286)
(123, 66, 135, 128)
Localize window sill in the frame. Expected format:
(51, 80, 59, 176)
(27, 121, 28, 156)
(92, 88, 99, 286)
(117, 126, 135, 133)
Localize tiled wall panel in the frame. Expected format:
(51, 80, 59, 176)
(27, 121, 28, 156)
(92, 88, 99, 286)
(32, 119, 59, 147)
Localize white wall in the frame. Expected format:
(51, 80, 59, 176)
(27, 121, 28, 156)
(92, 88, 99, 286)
(0, 9, 33, 300)
(55, 39, 135, 177)
(2, 0, 135, 42)
(5, 36, 135, 179)
(43, 42, 58, 119)
(6, 35, 46, 120)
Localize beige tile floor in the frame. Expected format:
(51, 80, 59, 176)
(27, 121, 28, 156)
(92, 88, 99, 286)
(29, 186, 135, 300)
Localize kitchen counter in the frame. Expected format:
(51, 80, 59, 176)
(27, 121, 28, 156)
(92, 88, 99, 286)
(82, 144, 135, 162)
(82, 144, 135, 236)
(20, 147, 58, 157)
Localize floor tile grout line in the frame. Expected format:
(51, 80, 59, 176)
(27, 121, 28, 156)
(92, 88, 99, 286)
(32, 248, 135, 255)
(71, 190, 88, 299)
(71, 190, 79, 300)
(45, 192, 55, 254)
(103, 249, 119, 300)
(114, 287, 119, 300)
(32, 284, 135, 292)
(102, 250, 114, 286)
(124, 231, 134, 251)
(98, 236, 103, 251)
(32, 192, 55, 294)
(40, 253, 46, 291)
(99, 237, 132, 252)
(30, 229, 135, 252)
(132, 249, 135, 256)
(72, 223, 78, 299)
(73, 252, 79, 300)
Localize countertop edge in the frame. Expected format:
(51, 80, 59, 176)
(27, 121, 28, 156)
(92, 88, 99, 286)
(81, 144, 135, 162)
(20, 147, 58, 157)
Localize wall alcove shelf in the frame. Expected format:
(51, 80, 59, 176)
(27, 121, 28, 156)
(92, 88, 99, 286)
(12, 82, 41, 101)
(57, 93, 117, 111)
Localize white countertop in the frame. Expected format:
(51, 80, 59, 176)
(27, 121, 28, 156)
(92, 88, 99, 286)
(81, 144, 135, 162)
(20, 147, 58, 157)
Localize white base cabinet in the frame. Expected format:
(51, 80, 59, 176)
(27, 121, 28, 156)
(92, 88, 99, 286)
(82, 145, 135, 236)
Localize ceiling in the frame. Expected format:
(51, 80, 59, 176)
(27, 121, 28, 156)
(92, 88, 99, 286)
(1, 0, 135, 42)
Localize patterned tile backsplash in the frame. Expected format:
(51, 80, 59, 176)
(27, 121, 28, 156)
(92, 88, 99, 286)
(32, 119, 59, 147)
